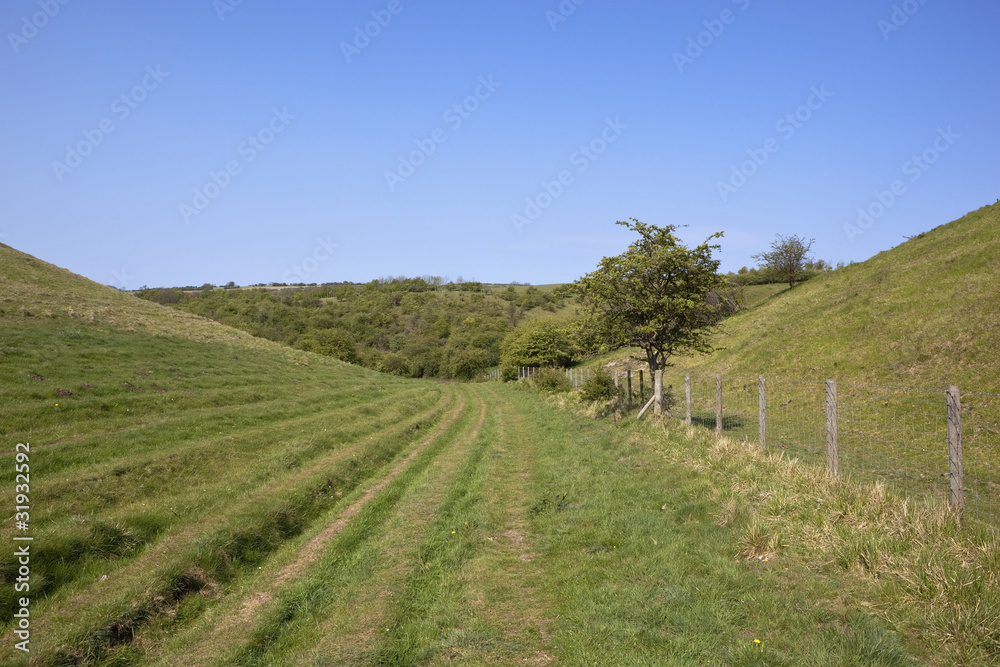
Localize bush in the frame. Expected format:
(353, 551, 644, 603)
(500, 320, 577, 369)
(581, 370, 616, 402)
(531, 367, 572, 393)
(499, 363, 518, 382)
(446, 347, 491, 380)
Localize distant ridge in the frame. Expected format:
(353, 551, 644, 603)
(0, 243, 281, 350)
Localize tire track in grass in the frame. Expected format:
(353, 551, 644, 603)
(200, 390, 472, 650)
(1, 387, 459, 667)
(204, 389, 486, 667)
(365, 385, 514, 666)
(0, 386, 436, 632)
(285, 391, 490, 665)
(433, 385, 554, 665)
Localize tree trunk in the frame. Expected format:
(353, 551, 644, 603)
(646, 349, 658, 374)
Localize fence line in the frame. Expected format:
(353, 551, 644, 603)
(666, 373, 998, 528)
(489, 367, 998, 528)
(480, 366, 596, 389)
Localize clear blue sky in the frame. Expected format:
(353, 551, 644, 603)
(2, 0, 997, 289)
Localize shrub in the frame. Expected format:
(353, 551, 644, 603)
(531, 367, 571, 393)
(581, 370, 616, 402)
(499, 363, 518, 382)
(500, 320, 577, 369)
(446, 347, 491, 380)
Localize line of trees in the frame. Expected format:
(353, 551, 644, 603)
(136, 279, 571, 380)
(137, 231, 827, 384)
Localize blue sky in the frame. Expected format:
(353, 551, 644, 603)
(2, 0, 997, 289)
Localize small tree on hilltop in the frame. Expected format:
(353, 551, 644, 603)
(576, 219, 727, 378)
(752, 234, 815, 288)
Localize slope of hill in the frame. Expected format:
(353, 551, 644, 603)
(2, 244, 997, 665)
(669, 202, 1000, 392)
(0, 245, 459, 664)
(0, 244, 289, 348)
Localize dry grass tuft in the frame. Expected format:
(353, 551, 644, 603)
(670, 427, 1000, 663)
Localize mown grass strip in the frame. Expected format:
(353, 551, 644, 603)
(284, 395, 492, 665)
(0, 385, 434, 627)
(153, 390, 484, 666)
(218, 388, 485, 667)
(366, 389, 497, 666)
(0, 387, 458, 666)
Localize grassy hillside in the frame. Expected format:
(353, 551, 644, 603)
(0, 244, 278, 348)
(3, 243, 998, 665)
(667, 203, 1000, 392)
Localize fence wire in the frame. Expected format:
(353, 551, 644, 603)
(493, 367, 997, 528)
(963, 393, 1000, 526)
(666, 374, 999, 529)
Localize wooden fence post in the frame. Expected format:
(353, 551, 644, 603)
(758, 375, 766, 450)
(685, 374, 692, 426)
(639, 370, 645, 403)
(653, 370, 663, 417)
(614, 370, 619, 388)
(947, 385, 964, 513)
(715, 373, 723, 436)
(826, 380, 839, 477)
(627, 370, 633, 410)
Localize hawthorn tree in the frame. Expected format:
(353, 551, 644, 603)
(752, 234, 815, 288)
(577, 219, 727, 383)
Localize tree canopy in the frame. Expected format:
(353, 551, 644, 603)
(751, 234, 815, 288)
(499, 319, 577, 380)
(576, 219, 727, 373)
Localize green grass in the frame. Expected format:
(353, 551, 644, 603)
(2, 238, 998, 665)
(740, 282, 790, 310)
(3, 312, 997, 664)
(0, 286, 456, 664)
(582, 205, 1000, 527)
(667, 202, 1000, 392)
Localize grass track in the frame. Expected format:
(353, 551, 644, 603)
(151, 388, 479, 666)
(4, 318, 997, 664)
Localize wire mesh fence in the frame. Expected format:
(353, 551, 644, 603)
(665, 373, 999, 529)
(488, 366, 997, 527)
(962, 392, 1000, 527)
(490, 366, 594, 389)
